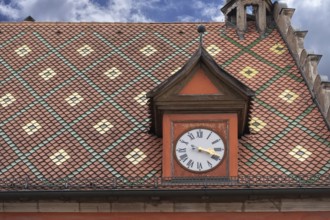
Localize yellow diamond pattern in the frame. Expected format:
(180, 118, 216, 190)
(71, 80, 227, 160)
(50, 149, 71, 166)
(134, 92, 147, 105)
(77, 45, 94, 56)
(104, 67, 122, 80)
(250, 117, 267, 132)
(140, 45, 157, 56)
(279, 89, 299, 103)
(206, 45, 221, 56)
(240, 66, 259, 79)
(125, 148, 147, 165)
(22, 120, 42, 135)
(15, 45, 31, 57)
(65, 93, 84, 106)
(39, 68, 57, 81)
(0, 93, 16, 107)
(270, 43, 286, 55)
(289, 146, 312, 162)
(94, 119, 114, 134)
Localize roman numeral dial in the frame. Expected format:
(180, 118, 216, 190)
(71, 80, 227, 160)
(175, 128, 225, 172)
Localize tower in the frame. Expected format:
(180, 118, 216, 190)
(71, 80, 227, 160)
(221, 0, 273, 38)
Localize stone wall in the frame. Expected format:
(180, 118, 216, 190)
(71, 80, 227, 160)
(274, 2, 330, 127)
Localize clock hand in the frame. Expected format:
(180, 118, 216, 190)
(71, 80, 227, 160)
(207, 148, 221, 157)
(198, 147, 221, 157)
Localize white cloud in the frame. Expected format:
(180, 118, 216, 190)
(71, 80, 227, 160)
(193, 1, 224, 22)
(285, 0, 323, 9)
(0, 0, 157, 22)
(177, 15, 199, 22)
(0, 1, 19, 18)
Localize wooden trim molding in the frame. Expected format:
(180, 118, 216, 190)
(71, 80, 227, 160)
(1, 212, 330, 220)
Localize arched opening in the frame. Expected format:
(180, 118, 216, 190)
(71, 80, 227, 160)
(245, 4, 258, 31)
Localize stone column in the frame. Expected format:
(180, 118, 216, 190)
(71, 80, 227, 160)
(236, 2, 247, 37)
(257, 0, 267, 34)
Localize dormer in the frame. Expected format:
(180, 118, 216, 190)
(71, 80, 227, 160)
(221, 0, 273, 38)
(147, 44, 255, 138)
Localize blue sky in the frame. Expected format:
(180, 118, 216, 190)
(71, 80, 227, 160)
(0, 0, 226, 22)
(0, 0, 329, 78)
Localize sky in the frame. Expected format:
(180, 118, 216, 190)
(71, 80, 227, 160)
(0, 0, 329, 79)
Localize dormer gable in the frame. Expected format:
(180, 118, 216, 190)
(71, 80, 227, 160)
(147, 45, 255, 138)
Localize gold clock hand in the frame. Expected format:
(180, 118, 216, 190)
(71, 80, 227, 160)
(207, 148, 221, 157)
(198, 146, 208, 153)
(198, 147, 221, 157)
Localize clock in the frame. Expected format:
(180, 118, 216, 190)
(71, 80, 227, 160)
(175, 128, 226, 172)
(162, 114, 238, 178)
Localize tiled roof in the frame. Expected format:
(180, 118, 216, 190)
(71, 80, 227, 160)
(0, 22, 329, 190)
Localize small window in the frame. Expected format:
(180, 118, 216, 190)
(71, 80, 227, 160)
(246, 5, 254, 16)
(245, 5, 257, 30)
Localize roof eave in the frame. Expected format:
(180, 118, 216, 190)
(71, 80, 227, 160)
(1, 188, 330, 201)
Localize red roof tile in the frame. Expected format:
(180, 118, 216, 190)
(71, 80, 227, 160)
(0, 22, 329, 190)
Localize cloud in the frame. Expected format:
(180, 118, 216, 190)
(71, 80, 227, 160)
(177, 15, 199, 22)
(0, 0, 157, 22)
(192, 1, 224, 22)
(285, 0, 323, 9)
(0, 1, 19, 18)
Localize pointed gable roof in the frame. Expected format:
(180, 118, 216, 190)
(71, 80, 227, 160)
(147, 46, 254, 98)
(148, 45, 255, 137)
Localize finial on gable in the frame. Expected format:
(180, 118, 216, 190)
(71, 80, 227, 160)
(197, 25, 206, 46)
(221, 0, 273, 39)
(23, 16, 35, 22)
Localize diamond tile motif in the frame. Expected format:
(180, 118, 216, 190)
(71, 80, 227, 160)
(134, 92, 147, 105)
(15, 45, 32, 57)
(0, 22, 330, 188)
(22, 120, 42, 135)
(240, 66, 259, 79)
(140, 45, 157, 56)
(94, 119, 114, 134)
(270, 43, 286, 55)
(289, 146, 312, 162)
(65, 93, 84, 106)
(0, 93, 16, 107)
(125, 148, 147, 165)
(39, 68, 57, 81)
(50, 149, 71, 166)
(77, 45, 94, 56)
(279, 89, 299, 103)
(250, 117, 267, 132)
(206, 45, 221, 56)
(104, 67, 122, 80)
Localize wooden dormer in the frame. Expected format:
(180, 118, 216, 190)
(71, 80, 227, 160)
(147, 45, 255, 138)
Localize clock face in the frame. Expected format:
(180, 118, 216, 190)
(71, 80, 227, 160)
(174, 128, 225, 172)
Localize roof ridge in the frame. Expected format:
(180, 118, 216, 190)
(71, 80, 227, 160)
(0, 21, 225, 25)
